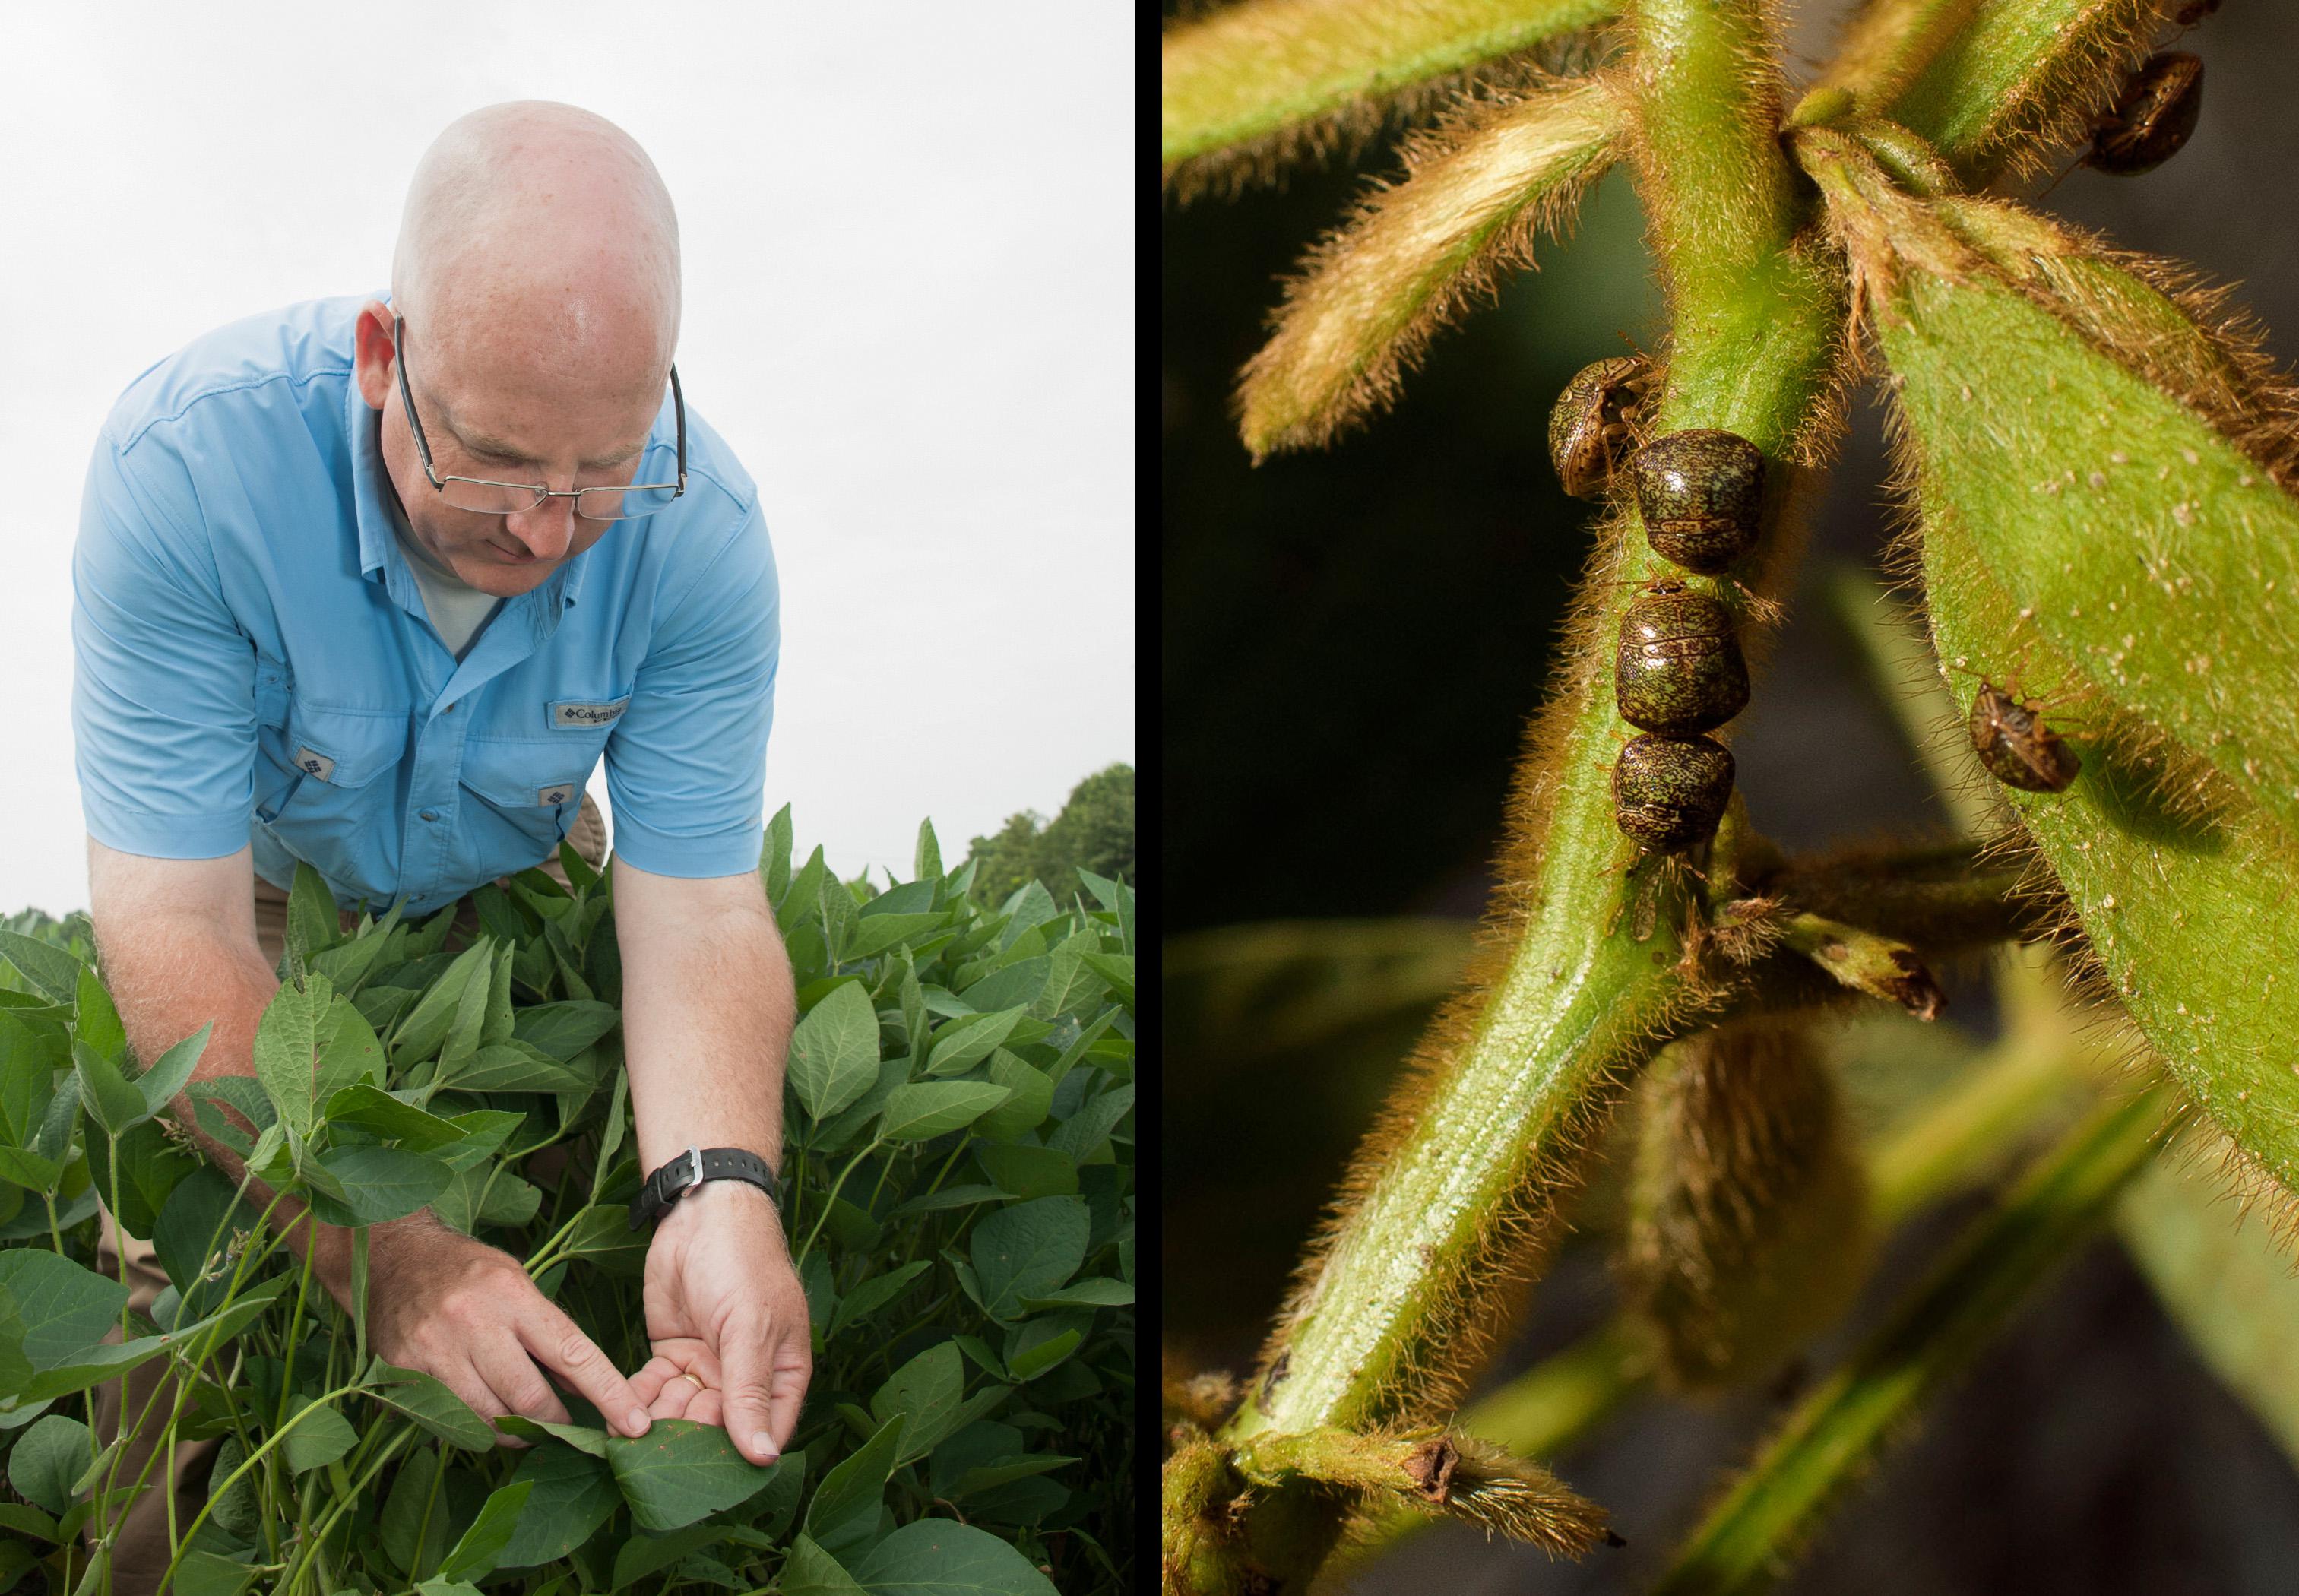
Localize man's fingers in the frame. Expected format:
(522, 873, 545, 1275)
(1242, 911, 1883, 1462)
(473, 1339, 574, 1430)
(518, 1304, 649, 1438)
(717, 1315, 780, 1465)
(767, 1334, 812, 1456)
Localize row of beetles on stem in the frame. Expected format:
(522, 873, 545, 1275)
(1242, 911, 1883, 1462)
(1548, 361, 2079, 859)
(1537, 34, 2215, 856)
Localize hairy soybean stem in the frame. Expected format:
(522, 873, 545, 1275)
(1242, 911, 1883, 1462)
(1191, 4, 1845, 1590)
(1334, 979, 2101, 1568)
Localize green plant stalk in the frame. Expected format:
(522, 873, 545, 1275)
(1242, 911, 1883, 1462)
(1886, 0, 2158, 185)
(1649, 1081, 2171, 1595)
(1195, 6, 1841, 1588)
(1336, 986, 2096, 1566)
(1160, 0, 1614, 176)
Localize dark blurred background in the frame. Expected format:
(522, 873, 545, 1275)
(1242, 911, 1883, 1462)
(1163, 2, 2299, 1591)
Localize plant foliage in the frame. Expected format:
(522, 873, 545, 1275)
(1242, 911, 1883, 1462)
(0, 808, 1134, 1594)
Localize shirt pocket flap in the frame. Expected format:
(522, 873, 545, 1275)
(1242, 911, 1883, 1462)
(280, 704, 410, 789)
(459, 744, 587, 810)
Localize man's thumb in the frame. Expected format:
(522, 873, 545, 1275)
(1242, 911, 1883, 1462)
(720, 1320, 780, 1464)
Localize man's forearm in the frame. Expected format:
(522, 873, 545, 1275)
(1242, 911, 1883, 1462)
(618, 904, 796, 1180)
(94, 919, 429, 1297)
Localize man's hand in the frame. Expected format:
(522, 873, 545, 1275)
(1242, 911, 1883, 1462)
(359, 1218, 654, 1444)
(629, 1178, 812, 1464)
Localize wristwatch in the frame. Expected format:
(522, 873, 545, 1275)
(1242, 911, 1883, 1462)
(627, 1145, 784, 1230)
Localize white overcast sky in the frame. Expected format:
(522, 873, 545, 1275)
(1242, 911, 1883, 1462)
(0, 2, 1132, 922)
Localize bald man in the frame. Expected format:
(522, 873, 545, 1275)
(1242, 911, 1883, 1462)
(71, 101, 804, 1586)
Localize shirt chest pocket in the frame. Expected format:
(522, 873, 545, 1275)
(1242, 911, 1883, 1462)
(255, 701, 411, 825)
(458, 729, 611, 853)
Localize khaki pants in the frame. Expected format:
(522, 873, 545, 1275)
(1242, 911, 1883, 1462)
(84, 793, 608, 1591)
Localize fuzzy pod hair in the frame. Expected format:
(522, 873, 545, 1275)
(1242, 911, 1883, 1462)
(1619, 1021, 1873, 1392)
(1886, 0, 2164, 188)
(1233, 72, 1623, 460)
(1161, 0, 1617, 204)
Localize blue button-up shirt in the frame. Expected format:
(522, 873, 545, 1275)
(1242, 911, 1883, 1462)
(72, 291, 779, 918)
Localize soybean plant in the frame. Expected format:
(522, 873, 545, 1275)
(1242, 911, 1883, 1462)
(1163, 2, 2299, 1591)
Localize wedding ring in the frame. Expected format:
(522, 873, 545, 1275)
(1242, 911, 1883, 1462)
(678, 1371, 707, 1390)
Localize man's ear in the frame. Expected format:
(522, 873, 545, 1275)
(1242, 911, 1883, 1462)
(352, 300, 396, 413)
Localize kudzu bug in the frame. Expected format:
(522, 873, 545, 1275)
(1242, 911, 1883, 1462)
(1616, 580, 1750, 733)
(1613, 731, 1735, 850)
(2087, 53, 2204, 176)
(1968, 679, 2082, 793)
(1633, 429, 1766, 575)
(1548, 356, 1653, 500)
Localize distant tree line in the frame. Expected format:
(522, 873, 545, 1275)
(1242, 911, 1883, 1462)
(965, 764, 1133, 908)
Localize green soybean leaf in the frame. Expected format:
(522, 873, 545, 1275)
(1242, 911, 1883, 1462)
(976, 1144, 1078, 1202)
(847, 1518, 1061, 1595)
(369, 1360, 499, 1452)
(7, 1413, 90, 1514)
(252, 971, 333, 1135)
(869, 1341, 967, 1465)
(306, 1145, 454, 1227)
(1883, 271, 2299, 847)
(974, 1051, 1056, 1142)
(764, 803, 796, 903)
(511, 1000, 622, 1062)
(74, 1037, 147, 1135)
(0, 929, 81, 1003)
(607, 1417, 781, 1531)
(132, 1021, 212, 1119)
(790, 980, 882, 1120)
(971, 1197, 1091, 1322)
(610, 1520, 744, 1589)
(495, 1443, 619, 1568)
(445, 1040, 589, 1094)
(1048, 1082, 1133, 1163)
(803, 1415, 905, 1560)
(1018, 1277, 1135, 1311)
(0, 1247, 128, 1367)
(438, 1477, 533, 1582)
(173, 1550, 261, 1596)
(955, 958, 1050, 1017)
(74, 965, 125, 1066)
(828, 1261, 932, 1340)
(1908, 379, 2299, 1193)
(924, 1008, 1027, 1078)
(391, 939, 496, 1062)
(913, 818, 942, 883)
(780, 1534, 868, 1596)
(487, 1414, 610, 1456)
(781, 1545, 869, 1596)
(315, 998, 386, 1100)
(880, 1081, 1011, 1144)
(283, 1400, 359, 1473)
(318, 1082, 470, 1149)
(845, 913, 950, 962)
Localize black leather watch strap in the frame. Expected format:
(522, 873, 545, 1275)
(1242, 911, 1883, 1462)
(627, 1145, 783, 1230)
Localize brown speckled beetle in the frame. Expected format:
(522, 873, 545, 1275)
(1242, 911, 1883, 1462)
(1548, 356, 1653, 500)
(1613, 732, 1735, 851)
(2087, 53, 2204, 176)
(1616, 580, 1749, 733)
(1968, 679, 2082, 793)
(1633, 429, 1767, 575)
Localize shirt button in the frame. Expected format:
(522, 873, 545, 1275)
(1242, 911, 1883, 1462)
(420, 809, 439, 822)
(445, 701, 456, 712)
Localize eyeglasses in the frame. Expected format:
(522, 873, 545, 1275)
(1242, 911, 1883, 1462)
(391, 312, 687, 522)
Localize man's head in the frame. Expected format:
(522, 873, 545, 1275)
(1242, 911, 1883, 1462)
(355, 100, 680, 597)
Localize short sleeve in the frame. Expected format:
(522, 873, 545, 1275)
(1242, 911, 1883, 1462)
(71, 427, 259, 858)
(603, 502, 780, 877)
